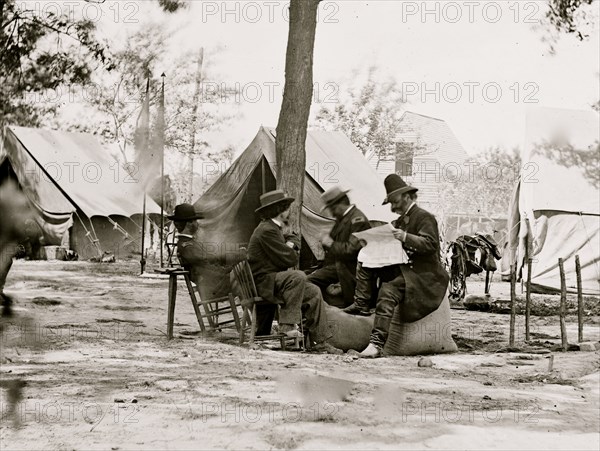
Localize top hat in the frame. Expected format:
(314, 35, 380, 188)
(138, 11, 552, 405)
(382, 174, 418, 205)
(167, 203, 204, 221)
(320, 186, 350, 212)
(255, 190, 295, 213)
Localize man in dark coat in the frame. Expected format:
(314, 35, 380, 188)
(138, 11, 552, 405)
(352, 174, 449, 358)
(308, 186, 371, 307)
(247, 190, 342, 354)
(169, 204, 229, 301)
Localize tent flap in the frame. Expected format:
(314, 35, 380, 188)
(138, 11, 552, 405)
(504, 108, 600, 294)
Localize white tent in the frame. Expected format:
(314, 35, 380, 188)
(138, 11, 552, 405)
(1, 126, 161, 259)
(504, 107, 600, 294)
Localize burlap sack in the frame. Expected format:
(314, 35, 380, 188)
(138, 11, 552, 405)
(325, 294, 457, 356)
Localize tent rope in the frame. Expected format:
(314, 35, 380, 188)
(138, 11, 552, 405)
(74, 211, 103, 257)
(107, 217, 137, 246)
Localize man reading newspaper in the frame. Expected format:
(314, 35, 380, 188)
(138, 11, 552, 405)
(344, 174, 449, 358)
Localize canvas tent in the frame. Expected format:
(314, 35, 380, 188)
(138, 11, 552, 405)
(0, 126, 161, 260)
(193, 126, 396, 267)
(503, 107, 600, 294)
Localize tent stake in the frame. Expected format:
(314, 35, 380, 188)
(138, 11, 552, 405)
(575, 255, 583, 343)
(558, 258, 568, 352)
(525, 258, 532, 342)
(509, 263, 516, 347)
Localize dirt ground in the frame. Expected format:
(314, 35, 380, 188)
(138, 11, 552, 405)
(1, 260, 599, 450)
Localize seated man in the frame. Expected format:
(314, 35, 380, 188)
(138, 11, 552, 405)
(169, 202, 205, 269)
(308, 187, 371, 307)
(247, 189, 342, 354)
(168, 203, 229, 300)
(348, 174, 449, 358)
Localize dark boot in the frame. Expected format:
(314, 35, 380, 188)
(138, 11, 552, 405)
(342, 302, 371, 316)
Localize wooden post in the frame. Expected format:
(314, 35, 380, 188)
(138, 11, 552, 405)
(509, 263, 516, 347)
(558, 258, 568, 352)
(575, 255, 583, 343)
(525, 258, 532, 341)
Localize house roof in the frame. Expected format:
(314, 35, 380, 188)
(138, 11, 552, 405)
(394, 111, 469, 166)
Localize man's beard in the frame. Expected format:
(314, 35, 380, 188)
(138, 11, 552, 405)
(188, 222, 200, 235)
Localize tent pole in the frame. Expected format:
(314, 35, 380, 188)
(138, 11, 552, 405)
(159, 74, 166, 268)
(140, 196, 147, 275)
(261, 158, 266, 194)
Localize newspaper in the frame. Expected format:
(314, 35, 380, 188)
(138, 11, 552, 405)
(353, 224, 409, 268)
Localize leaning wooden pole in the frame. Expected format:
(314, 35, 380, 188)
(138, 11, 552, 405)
(525, 258, 532, 341)
(558, 258, 568, 352)
(509, 263, 516, 347)
(575, 255, 583, 343)
(159, 74, 166, 268)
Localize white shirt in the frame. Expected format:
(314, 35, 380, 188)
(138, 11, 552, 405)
(271, 218, 283, 228)
(343, 204, 355, 217)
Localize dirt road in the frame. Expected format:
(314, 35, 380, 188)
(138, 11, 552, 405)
(1, 261, 599, 450)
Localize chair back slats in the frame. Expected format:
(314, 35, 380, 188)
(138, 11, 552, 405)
(231, 260, 258, 302)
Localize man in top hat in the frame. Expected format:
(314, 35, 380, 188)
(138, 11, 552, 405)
(247, 190, 342, 354)
(307, 186, 371, 308)
(350, 174, 449, 358)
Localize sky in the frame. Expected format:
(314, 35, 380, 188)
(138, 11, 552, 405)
(97, 0, 600, 156)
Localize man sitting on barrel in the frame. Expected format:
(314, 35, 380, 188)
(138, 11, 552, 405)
(247, 190, 342, 354)
(345, 174, 449, 358)
(308, 186, 371, 307)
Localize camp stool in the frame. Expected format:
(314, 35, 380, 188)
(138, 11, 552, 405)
(230, 260, 301, 351)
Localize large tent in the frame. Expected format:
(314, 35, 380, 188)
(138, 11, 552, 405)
(0, 126, 161, 260)
(503, 107, 600, 294)
(194, 126, 396, 267)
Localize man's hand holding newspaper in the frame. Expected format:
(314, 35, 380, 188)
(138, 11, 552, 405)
(353, 224, 409, 268)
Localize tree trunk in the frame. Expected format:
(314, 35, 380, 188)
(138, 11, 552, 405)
(275, 0, 320, 236)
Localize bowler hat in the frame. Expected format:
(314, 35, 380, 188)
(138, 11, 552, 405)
(167, 203, 203, 221)
(320, 186, 350, 212)
(255, 190, 295, 213)
(382, 174, 418, 205)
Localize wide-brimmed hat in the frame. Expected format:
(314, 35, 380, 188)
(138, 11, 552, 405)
(167, 203, 204, 221)
(320, 186, 350, 212)
(255, 190, 295, 213)
(382, 174, 418, 205)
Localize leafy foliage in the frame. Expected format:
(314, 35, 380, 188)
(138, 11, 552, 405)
(314, 67, 407, 162)
(540, 0, 598, 53)
(533, 139, 600, 189)
(157, 0, 188, 13)
(0, 0, 111, 127)
(545, 0, 596, 39)
(438, 147, 522, 218)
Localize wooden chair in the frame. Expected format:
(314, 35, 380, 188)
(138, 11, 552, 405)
(230, 260, 290, 350)
(160, 267, 241, 338)
(189, 282, 241, 333)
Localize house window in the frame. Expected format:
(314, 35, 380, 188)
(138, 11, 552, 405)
(395, 142, 415, 176)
